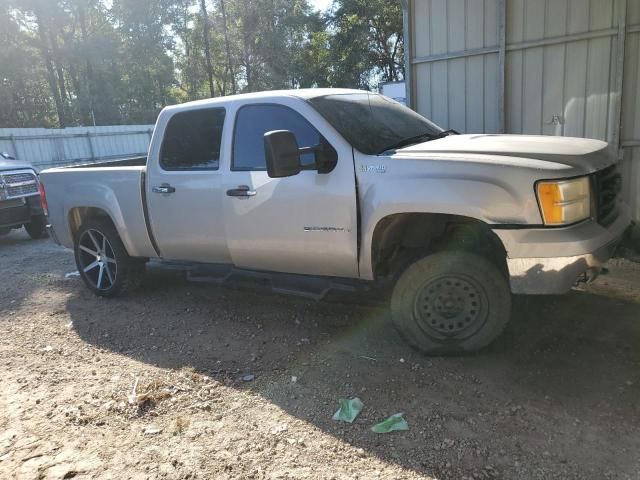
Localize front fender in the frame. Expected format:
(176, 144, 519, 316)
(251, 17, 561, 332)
(357, 173, 542, 280)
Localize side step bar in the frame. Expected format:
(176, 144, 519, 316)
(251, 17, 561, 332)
(153, 261, 370, 301)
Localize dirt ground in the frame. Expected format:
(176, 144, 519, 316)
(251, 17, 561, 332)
(1, 230, 640, 480)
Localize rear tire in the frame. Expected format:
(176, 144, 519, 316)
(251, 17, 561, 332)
(25, 215, 48, 239)
(74, 217, 145, 297)
(391, 251, 511, 355)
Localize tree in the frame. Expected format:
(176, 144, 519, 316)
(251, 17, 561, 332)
(0, 0, 56, 127)
(199, 0, 216, 97)
(328, 0, 404, 89)
(0, 0, 403, 128)
(218, 0, 236, 94)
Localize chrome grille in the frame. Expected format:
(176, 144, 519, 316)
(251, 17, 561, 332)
(7, 183, 39, 197)
(0, 170, 39, 200)
(3, 172, 36, 184)
(594, 165, 621, 227)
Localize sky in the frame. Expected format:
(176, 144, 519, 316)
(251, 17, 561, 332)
(310, 0, 332, 11)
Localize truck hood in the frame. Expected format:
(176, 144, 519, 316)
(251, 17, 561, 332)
(0, 158, 35, 172)
(395, 134, 614, 174)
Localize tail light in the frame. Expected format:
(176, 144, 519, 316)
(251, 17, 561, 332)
(38, 180, 48, 216)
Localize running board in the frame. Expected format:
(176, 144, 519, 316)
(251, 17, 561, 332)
(182, 263, 366, 301)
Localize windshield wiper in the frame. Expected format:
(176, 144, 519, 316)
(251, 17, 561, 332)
(378, 129, 460, 154)
(378, 132, 436, 154)
(427, 129, 459, 141)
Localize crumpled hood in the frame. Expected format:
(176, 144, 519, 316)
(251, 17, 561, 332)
(395, 134, 615, 174)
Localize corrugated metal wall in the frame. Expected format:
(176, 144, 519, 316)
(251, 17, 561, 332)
(0, 125, 154, 171)
(405, 0, 640, 221)
(623, 1, 640, 222)
(409, 0, 503, 134)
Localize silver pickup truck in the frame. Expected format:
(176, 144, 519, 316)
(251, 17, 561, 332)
(41, 89, 630, 354)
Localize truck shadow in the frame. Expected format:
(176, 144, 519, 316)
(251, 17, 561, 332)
(66, 268, 640, 478)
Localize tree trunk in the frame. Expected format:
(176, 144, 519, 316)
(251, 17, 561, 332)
(78, 0, 97, 124)
(33, 5, 67, 127)
(219, 0, 236, 95)
(200, 0, 216, 98)
(47, 29, 68, 105)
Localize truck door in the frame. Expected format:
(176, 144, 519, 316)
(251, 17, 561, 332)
(222, 101, 359, 278)
(145, 107, 231, 263)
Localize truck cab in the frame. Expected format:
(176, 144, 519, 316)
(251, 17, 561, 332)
(40, 89, 631, 355)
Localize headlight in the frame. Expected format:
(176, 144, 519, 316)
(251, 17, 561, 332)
(536, 176, 591, 225)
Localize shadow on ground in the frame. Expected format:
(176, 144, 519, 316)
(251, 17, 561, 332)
(0, 230, 68, 316)
(66, 267, 640, 478)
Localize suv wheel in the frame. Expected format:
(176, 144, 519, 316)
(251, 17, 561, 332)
(74, 218, 145, 297)
(391, 251, 511, 355)
(25, 215, 48, 239)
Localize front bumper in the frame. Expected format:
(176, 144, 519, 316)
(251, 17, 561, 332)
(495, 205, 631, 295)
(0, 196, 45, 229)
(0, 200, 31, 229)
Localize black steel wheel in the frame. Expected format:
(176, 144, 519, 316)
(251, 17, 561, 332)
(74, 218, 145, 297)
(391, 251, 511, 355)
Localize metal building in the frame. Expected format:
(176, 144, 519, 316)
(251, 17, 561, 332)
(402, 0, 640, 222)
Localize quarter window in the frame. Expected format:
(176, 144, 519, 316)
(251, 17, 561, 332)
(160, 108, 225, 170)
(232, 104, 322, 170)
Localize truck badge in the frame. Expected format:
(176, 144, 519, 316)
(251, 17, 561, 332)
(359, 164, 386, 174)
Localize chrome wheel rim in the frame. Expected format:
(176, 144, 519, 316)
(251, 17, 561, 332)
(78, 229, 117, 290)
(413, 274, 488, 339)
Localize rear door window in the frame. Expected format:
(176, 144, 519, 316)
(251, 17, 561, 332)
(160, 108, 226, 170)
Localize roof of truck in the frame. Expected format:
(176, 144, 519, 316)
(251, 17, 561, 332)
(163, 88, 370, 112)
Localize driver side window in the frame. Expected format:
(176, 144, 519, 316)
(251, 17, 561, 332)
(232, 104, 321, 171)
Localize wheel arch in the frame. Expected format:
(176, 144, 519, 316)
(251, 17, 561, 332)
(68, 206, 136, 256)
(365, 212, 508, 280)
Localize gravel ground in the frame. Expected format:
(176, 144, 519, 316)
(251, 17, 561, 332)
(1, 229, 640, 479)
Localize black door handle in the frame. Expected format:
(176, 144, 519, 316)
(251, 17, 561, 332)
(152, 184, 176, 194)
(226, 185, 257, 197)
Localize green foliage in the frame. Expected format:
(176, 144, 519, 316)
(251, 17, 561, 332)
(0, 0, 403, 127)
(328, 0, 404, 88)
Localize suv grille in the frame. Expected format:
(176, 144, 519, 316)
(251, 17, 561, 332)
(594, 164, 622, 227)
(0, 170, 39, 200)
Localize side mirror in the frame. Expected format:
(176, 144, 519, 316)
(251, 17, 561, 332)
(264, 130, 302, 178)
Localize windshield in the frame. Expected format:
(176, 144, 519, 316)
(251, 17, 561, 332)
(308, 93, 443, 155)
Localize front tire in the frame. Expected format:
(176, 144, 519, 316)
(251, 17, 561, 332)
(391, 251, 511, 355)
(25, 215, 48, 239)
(74, 217, 145, 297)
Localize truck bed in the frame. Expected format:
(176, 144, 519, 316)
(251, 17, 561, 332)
(57, 156, 147, 169)
(40, 161, 158, 259)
